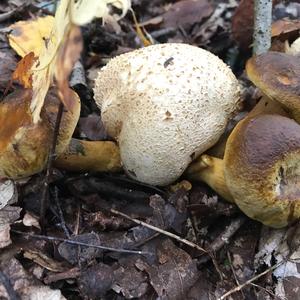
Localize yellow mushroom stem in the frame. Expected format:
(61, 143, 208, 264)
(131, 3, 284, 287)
(54, 138, 122, 173)
(185, 154, 234, 203)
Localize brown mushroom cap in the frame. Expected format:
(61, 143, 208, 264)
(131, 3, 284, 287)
(224, 113, 300, 228)
(0, 88, 80, 179)
(246, 52, 300, 123)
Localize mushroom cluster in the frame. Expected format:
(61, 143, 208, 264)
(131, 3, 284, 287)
(187, 51, 300, 228)
(94, 43, 240, 186)
(0, 88, 80, 179)
(0, 88, 121, 179)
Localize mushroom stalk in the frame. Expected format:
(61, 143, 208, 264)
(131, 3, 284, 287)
(253, 0, 272, 54)
(54, 138, 121, 173)
(185, 155, 234, 203)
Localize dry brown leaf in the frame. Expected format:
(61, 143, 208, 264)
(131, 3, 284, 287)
(12, 52, 36, 88)
(271, 19, 300, 37)
(55, 25, 83, 112)
(8, 16, 54, 57)
(0, 258, 66, 299)
(30, 0, 131, 123)
(162, 0, 213, 28)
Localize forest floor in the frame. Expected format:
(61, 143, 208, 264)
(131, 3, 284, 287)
(0, 0, 300, 299)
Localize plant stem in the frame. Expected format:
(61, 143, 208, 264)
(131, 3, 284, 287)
(253, 0, 272, 55)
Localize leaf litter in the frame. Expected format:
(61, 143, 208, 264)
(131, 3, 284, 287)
(0, 0, 300, 299)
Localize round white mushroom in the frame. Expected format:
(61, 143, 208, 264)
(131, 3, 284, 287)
(94, 43, 240, 185)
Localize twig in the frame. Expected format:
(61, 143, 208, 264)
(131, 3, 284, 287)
(74, 202, 81, 235)
(40, 102, 64, 232)
(218, 260, 284, 300)
(210, 216, 246, 253)
(11, 230, 150, 255)
(110, 208, 208, 254)
(52, 187, 71, 238)
(253, 0, 272, 54)
(199, 216, 246, 264)
(227, 251, 245, 299)
(0, 270, 20, 300)
(0, 10, 16, 22)
(44, 267, 80, 284)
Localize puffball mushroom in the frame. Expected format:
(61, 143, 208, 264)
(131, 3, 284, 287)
(187, 114, 300, 228)
(246, 51, 300, 123)
(94, 43, 240, 186)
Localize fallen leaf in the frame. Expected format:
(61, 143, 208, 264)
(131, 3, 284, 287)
(271, 19, 300, 37)
(23, 212, 40, 229)
(0, 224, 11, 249)
(162, 0, 213, 29)
(8, 16, 54, 57)
(0, 206, 21, 248)
(0, 180, 17, 209)
(112, 256, 149, 298)
(255, 224, 300, 300)
(0, 258, 66, 299)
(12, 52, 36, 88)
(139, 239, 200, 300)
(55, 25, 83, 112)
(78, 263, 114, 298)
(30, 0, 131, 123)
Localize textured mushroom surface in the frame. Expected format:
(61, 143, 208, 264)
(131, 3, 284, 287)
(224, 114, 300, 228)
(94, 43, 240, 185)
(0, 88, 80, 179)
(246, 52, 300, 123)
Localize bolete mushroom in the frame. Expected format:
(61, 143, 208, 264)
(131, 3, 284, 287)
(0, 88, 80, 179)
(0, 88, 121, 179)
(246, 51, 300, 123)
(94, 43, 240, 186)
(186, 113, 300, 228)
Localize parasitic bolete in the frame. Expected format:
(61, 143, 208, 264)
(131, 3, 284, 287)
(246, 51, 300, 123)
(94, 43, 240, 186)
(0, 88, 80, 179)
(187, 50, 300, 228)
(0, 88, 121, 179)
(187, 114, 300, 228)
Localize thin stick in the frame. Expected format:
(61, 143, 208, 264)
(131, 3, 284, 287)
(0, 270, 20, 300)
(110, 208, 208, 254)
(11, 230, 150, 255)
(52, 187, 71, 238)
(227, 251, 245, 299)
(210, 216, 246, 253)
(40, 102, 64, 232)
(253, 0, 272, 55)
(198, 216, 246, 264)
(218, 260, 284, 300)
